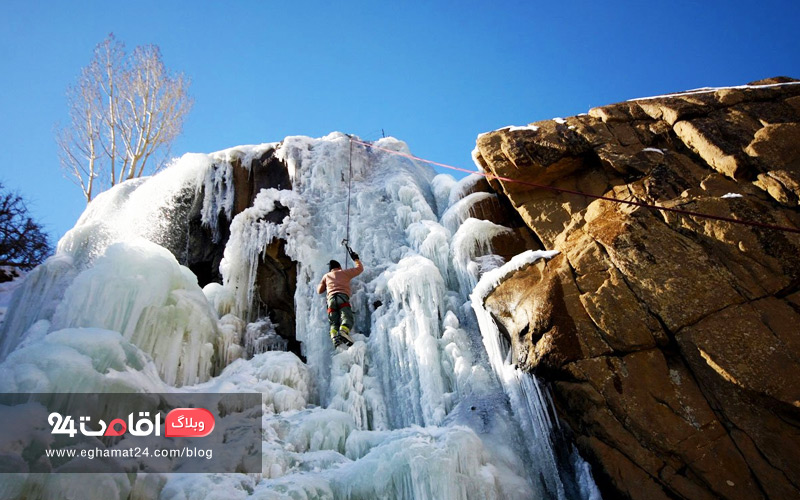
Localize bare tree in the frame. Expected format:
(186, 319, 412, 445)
(0, 183, 52, 272)
(56, 34, 193, 202)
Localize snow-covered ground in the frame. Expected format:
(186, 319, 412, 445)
(0, 133, 600, 499)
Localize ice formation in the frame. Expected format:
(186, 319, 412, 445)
(0, 133, 600, 499)
(471, 251, 600, 499)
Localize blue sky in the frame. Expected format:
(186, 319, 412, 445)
(1, 0, 799, 243)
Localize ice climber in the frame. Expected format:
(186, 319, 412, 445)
(317, 244, 363, 348)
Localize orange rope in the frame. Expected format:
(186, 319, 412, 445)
(350, 138, 800, 235)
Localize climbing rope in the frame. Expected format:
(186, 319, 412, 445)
(344, 136, 354, 266)
(349, 138, 800, 235)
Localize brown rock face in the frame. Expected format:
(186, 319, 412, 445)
(473, 79, 800, 499)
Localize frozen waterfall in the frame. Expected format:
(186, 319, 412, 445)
(0, 133, 600, 499)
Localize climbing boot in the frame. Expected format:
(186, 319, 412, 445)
(338, 326, 354, 347)
(330, 326, 342, 348)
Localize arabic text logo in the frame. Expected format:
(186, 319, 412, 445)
(48, 408, 214, 438)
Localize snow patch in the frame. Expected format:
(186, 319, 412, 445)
(629, 81, 800, 102)
(472, 249, 560, 302)
(505, 125, 539, 133)
(452, 218, 514, 293)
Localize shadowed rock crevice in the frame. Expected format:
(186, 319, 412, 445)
(255, 238, 301, 359)
(475, 78, 800, 500)
(460, 174, 546, 257)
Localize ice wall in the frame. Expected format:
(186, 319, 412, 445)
(0, 145, 275, 384)
(0, 133, 600, 499)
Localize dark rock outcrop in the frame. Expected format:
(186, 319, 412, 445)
(460, 176, 543, 260)
(193, 147, 294, 287)
(0, 267, 20, 284)
(473, 78, 800, 500)
(256, 238, 300, 356)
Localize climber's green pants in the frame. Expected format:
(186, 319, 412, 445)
(327, 293, 354, 337)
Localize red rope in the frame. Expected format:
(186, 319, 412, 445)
(350, 138, 800, 235)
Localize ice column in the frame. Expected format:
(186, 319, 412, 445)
(371, 255, 450, 427)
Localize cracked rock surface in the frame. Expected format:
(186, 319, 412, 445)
(473, 77, 800, 500)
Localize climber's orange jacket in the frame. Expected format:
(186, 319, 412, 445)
(317, 260, 364, 299)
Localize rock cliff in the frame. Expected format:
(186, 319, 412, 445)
(472, 78, 800, 500)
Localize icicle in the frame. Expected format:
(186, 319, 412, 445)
(328, 335, 388, 431)
(0, 254, 76, 361)
(243, 318, 288, 357)
(439, 311, 494, 399)
(431, 173, 456, 219)
(405, 221, 454, 289)
(218, 188, 310, 322)
(371, 255, 450, 427)
(217, 313, 245, 368)
(199, 162, 234, 243)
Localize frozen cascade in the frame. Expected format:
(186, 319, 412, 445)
(372, 255, 450, 427)
(243, 317, 288, 357)
(441, 191, 496, 235)
(472, 251, 603, 500)
(0, 132, 600, 499)
(218, 187, 311, 322)
(405, 220, 454, 289)
(0, 254, 76, 360)
(328, 335, 388, 430)
(50, 240, 219, 386)
(452, 217, 512, 293)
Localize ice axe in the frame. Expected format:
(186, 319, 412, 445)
(342, 239, 358, 264)
(342, 239, 353, 254)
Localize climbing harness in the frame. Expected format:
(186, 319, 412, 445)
(328, 292, 354, 348)
(349, 138, 800, 235)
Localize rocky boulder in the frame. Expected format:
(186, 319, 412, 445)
(473, 78, 800, 500)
